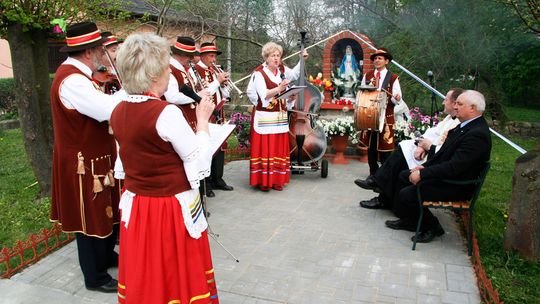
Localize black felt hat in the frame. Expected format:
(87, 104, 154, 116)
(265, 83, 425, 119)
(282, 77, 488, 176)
(171, 36, 199, 56)
(59, 22, 108, 53)
(102, 31, 120, 47)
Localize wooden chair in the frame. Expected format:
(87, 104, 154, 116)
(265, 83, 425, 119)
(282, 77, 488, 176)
(412, 162, 491, 256)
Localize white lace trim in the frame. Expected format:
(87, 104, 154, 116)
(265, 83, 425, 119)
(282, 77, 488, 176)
(119, 189, 208, 239)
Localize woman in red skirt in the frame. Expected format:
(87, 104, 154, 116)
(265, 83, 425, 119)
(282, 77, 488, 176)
(246, 42, 306, 191)
(111, 32, 218, 303)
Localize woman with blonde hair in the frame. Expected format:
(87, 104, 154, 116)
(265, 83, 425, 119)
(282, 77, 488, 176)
(246, 42, 307, 191)
(111, 32, 219, 303)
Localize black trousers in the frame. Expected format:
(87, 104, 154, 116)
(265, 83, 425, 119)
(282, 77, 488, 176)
(372, 146, 409, 210)
(75, 224, 118, 288)
(393, 170, 475, 231)
(367, 132, 391, 175)
(210, 150, 226, 186)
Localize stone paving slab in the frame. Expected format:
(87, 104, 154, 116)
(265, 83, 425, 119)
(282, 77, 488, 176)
(0, 160, 480, 304)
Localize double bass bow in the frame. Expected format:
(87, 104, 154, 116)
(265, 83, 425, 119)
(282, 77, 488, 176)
(288, 31, 327, 168)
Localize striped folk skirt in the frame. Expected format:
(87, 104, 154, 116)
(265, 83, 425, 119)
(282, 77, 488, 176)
(117, 195, 218, 304)
(249, 128, 291, 190)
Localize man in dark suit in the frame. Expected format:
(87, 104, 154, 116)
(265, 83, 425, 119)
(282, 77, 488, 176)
(356, 88, 464, 210)
(384, 90, 492, 243)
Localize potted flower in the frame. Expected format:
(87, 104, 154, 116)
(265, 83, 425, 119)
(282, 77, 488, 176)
(309, 73, 334, 93)
(317, 116, 358, 164)
(394, 107, 441, 143)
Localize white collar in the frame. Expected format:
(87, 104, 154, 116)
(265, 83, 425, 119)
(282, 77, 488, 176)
(197, 61, 209, 69)
(375, 67, 388, 75)
(125, 95, 153, 103)
(63, 57, 93, 78)
(170, 57, 186, 72)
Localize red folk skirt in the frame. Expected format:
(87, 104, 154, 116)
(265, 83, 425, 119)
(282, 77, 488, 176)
(117, 195, 218, 304)
(249, 125, 291, 189)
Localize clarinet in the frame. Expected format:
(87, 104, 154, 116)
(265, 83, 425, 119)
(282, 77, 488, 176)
(188, 61, 208, 91)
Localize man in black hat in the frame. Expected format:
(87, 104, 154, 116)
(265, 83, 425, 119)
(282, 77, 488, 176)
(164, 36, 210, 131)
(50, 21, 124, 293)
(93, 31, 121, 94)
(194, 42, 233, 196)
(357, 48, 404, 180)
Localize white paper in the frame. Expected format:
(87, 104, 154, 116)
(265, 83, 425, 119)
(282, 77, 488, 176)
(276, 85, 306, 100)
(208, 122, 237, 155)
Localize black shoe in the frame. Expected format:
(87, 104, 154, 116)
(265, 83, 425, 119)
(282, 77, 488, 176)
(87, 279, 118, 293)
(214, 183, 233, 191)
(359, 197, 385, 209)
(213, 180, 234, 191)
(354, 176, 381, 193)
(411, 225, 445, 243)
(206, 189, 215, 197)
(385, 219, 417, 232)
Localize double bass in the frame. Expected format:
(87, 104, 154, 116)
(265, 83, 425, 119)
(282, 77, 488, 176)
(288, 31, 328, 176)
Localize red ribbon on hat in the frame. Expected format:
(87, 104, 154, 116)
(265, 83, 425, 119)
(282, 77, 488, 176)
(66, 30, 102, 47)
(174, 42, 197, 52)
(103, 35, 118, 47)
(199, 45, 218, 53)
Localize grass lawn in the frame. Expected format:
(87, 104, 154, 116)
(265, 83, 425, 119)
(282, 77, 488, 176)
(0, 129, 53, 249)
(503, 105, 540, 122)
(475, 135, 539, 304)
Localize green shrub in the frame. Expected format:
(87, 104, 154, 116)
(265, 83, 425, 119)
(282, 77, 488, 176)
(0, 78, 16, 114)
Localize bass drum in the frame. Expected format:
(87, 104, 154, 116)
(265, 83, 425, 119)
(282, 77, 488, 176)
(354, 90, 386, 131)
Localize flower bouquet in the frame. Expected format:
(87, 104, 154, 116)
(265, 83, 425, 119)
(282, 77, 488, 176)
(317, 116, 359, 144)
(229, 112, 251, 148)
(309, 73, 334, 93)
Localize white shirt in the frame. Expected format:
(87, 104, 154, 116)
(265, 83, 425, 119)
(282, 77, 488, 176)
(361, 67, 403, 105)
(114, 96, 212, 238)
(163, 57, 197, 105)
(59, 57, 125, 122)
(113, 95, 212, 188)
(400, 115, 460, 168)
(247, 62, 301, 108)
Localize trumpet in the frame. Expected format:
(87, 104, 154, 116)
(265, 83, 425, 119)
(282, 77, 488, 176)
(212, 63, 243, 97)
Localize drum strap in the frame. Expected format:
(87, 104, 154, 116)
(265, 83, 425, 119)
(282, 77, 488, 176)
(381, 71, 392, 91)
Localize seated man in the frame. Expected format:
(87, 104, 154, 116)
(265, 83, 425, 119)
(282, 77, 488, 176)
(356, 88, 464, 210)
(386, 90, 491, 243)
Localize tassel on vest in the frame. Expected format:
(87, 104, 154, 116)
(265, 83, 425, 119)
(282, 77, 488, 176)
(93, 175, 104, 193)
(106, 170, 115, 187)
(77, 152, 85, 175)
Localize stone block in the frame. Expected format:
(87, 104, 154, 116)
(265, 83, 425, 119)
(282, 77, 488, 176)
(0, 119, 19, 130)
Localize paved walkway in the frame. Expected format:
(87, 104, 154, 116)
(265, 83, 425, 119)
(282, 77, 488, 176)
(0, 160, 480, 304)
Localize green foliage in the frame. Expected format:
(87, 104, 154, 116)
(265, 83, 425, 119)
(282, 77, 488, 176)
(475, 135, 539, 304)
(0, 129, 52, 249)
(0, 77, 16, 114)
(0, 0, 129, 39)
(504, 105, 540, 122)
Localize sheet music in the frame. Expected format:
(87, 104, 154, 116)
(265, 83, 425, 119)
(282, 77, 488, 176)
(209, 122, 236, 155)
(275, 85, 306, 100)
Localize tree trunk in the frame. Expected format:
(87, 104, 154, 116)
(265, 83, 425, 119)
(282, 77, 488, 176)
(7, 24, 53, 197)
(503, 149, 540, 261)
